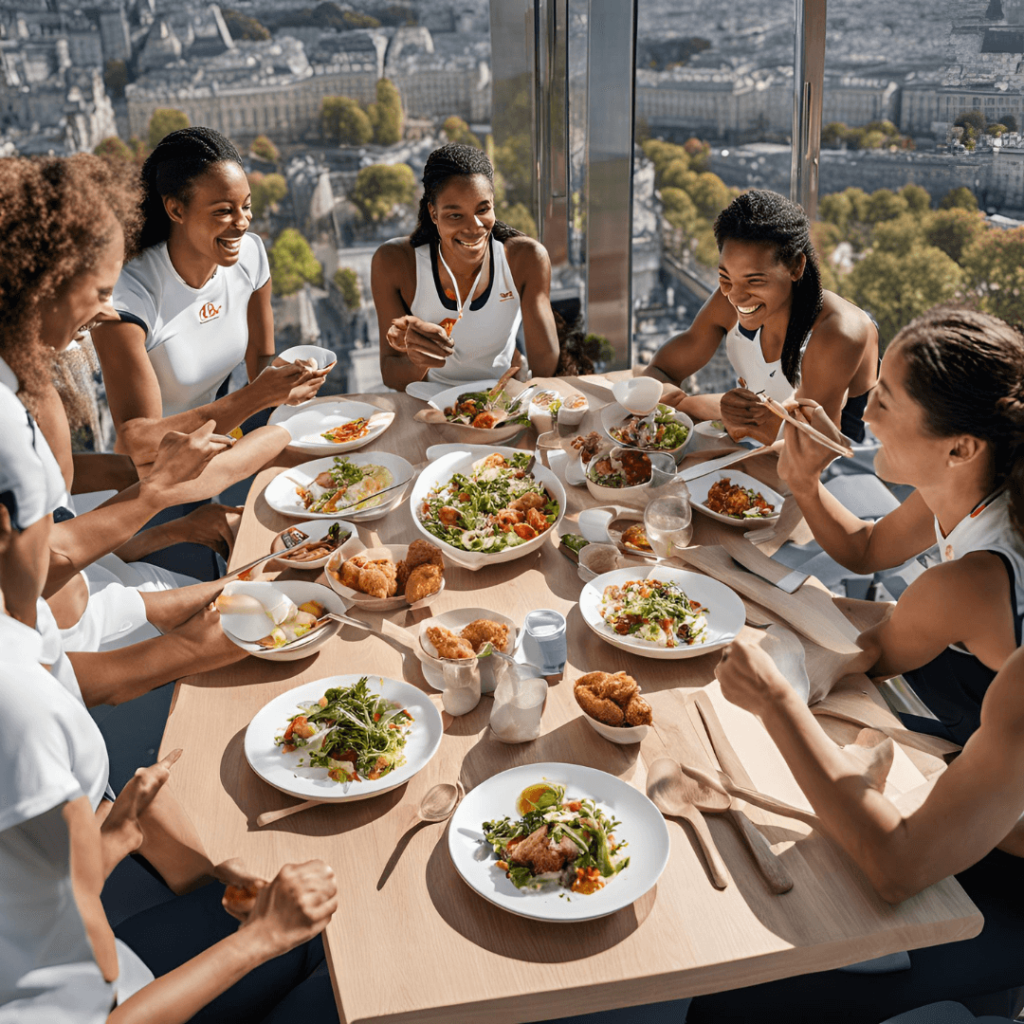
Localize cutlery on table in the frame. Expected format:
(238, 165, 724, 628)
(717, 531, 808, 594)
(677, 441, 782, 483)
(308, 611, 419, 649)
(225, 536, 327, 580)
(674, 711, 793, 894)
(647, 756, 729, 889)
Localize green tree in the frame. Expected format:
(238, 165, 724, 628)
(695, 225, 719, 268)
(442, 115, 481, 149)
(1004, 114, 1019, 133)
(103, 59, 127, 99)
(687, 172, 731, 220)
(249, 172, 287, 219)
(683, 136, 710, 172)
(367, 78, 403, 145)
(922, 208, 985, 264)
(333, 267, 361, 309)
(871, 213, 924, 257)
(842, 246, 964, 347)
(492, 132, 532, 208)
(642, 139, 689, 184)
(269, 229, 322, 296)
(821, 122, 848, 147)
(350, 162, 416, 222)
(660, 187, 699, 236)
(221, 8, 269, 39)
(321, 96, 372, 145)
(851, 129, 887, 151)
(954, 109, 987, 134)
(147, 108, 189, 150)
(497, 201, 537, 238)
(900, 183, 931, 214)
(962, 228, 1024, 324)
(660, 158, 697, 194)
(250, 134, 279, 164)
(342, 9, 381, 28)
(987, 123, 1009, 137)
(864, 188, 908, 223)
(818, 191, 853, 234)
(940, 186, 979, 212)
(841, 186, 871, 225)
(94, 136, 134, 163)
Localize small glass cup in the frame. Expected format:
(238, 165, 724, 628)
(521, 609, 567, 675)
(490, 674, 548, 743)
(643, 491, 693, 560)
(440, 658, 482, 716)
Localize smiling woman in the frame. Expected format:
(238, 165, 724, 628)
(644, 190, 878, 444)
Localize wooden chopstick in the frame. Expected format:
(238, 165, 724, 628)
(758, 396, 853, 458)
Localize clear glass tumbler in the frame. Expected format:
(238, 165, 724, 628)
(643, 492, 693, 560)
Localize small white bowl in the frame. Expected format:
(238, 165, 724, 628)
(556, 392, 589, 426)
(528, 389, 562, 434)
(277, 344, 337, 371)
(599, 403, 694, 462)
(584, 447, 676, 504)
(612, 377, 662, 416)
(324, 543, 446, 611)
(580, 711, 651, 745)
(268, 519, 359, 570)
(220, 580, 347, 662)
(416, 607, 518, 694)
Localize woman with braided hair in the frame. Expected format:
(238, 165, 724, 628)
(92, 127, 328, 464)
(645, 189, 878, 443)
(372, 143, 559, 390)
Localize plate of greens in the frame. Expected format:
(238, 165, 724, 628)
(600, 402, 693, 461)
(448, 762, 670, 922)
(244, 675, 444, 802)
(424, 380, 534, 443)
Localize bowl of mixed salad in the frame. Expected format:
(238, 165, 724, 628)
(244, 674, 444, 802)
(600, 402, 693, 462)
(263, 452, 415, 522)
(687, 470, 783, 528)
(424, 380, 533, 443)
(411, 448, 566, 569)
(579, 565, 744, 660)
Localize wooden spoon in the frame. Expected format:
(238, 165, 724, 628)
(679, 762, 822, 829)
(647, 757, 729, 889)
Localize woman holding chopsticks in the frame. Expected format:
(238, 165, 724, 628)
(644, 189, 878, 444)
(372, 143, 559, 390)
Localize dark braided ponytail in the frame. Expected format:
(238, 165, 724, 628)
(409, 143, 523, 248)
(713, 190, 823, 387)
(894, 306, 1024, 537)
(136, 127, 243, 254)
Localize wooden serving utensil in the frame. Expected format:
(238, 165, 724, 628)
(758, 395, 854, 458)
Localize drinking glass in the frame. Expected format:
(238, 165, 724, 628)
(643, 492, 693, 560)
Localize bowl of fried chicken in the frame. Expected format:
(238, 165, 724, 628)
(324, 539, 445, 611)
(573, 670, 652, 744)
(416, 607, 518, 694)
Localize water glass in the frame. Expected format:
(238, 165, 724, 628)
(521, 609, 567, 674)
(490, 674, 548, 743)
(643, 492, 693, 560)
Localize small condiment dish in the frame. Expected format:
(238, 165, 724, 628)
(556, 392, 589, 426)
(269, 520, 359, 570)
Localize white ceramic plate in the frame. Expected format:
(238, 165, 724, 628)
(426, 380, 532, 444)
(220, 580, 348, 662)
(268, 519, 359, 570)
(244, 674, 443, 803)
(579, 565, 744, 660)
(324, 543, 446, 611)
(448, 762, 670, 922)
(410, 448, 566, 570)
(263, 452, 415, 522)
(415, 606, 517, 694)
(599, 404, 694, 461)
(269, 398, 395, 455)
(686, 469, 783, 528)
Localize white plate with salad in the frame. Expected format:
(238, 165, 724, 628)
(245, 674, 444, 803)
(686, 470, 783, 528)
(448, 762, 670, 922)
(599, 402, 693, 461)
(269, 398, 395, 455)
(579, 565, 744, 660)
(263, 452, 415, 522)
(411, 448, 565, 570)
(426, 380, 533, 443)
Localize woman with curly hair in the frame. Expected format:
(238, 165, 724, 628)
(645, 189, 878, 444)
(372, 142, 559, 390)
(91, 127, 327, 463)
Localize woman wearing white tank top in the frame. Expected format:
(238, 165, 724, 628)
(645, 190, 878, 445)
(373, 144, 559, 390)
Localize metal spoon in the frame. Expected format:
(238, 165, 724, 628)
(647, 757, 729, 889)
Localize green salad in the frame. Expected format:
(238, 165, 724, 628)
(418, 451, 559, 553)
(443, 389, 530, 428)
(482, 782, 629, 894)
(599, 578, 710, 648)
(298, 457, 393, 514)
(610, 403, 689, 451)
(276, 677, 413, 783)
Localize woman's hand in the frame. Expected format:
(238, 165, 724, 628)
(776, 399, 840, 494)
(144, 421, 231, 497)
(175, 602, 250, 666)
(170, 503, 243, 557)
(720, 387, 778, 445)
(658, 384, 689, 412)
(216, 857, 269, 922)
(387, 315, 454, 373)
(240, 861, 338, 957)
(252, 361, 329, 409)
(716, 638, 792, 719)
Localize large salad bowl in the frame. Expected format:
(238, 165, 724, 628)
(410, 447, 566, 570)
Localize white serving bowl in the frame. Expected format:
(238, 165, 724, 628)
(555, 391, 589, 426)
(612, 377, 662, 415)
(415, 606, 518, 694)
(584, 447, 676, 505)
(527, 389, 562, 434)
(599, 403, 694, 462)
(268, 519, 359, 570)
(581, 713, 652, 745)
(268, 398, 395, 455)
(410, 448, 566, 570)
(579, 565, 744, 661)
(263, 451, 415, 522)
(277, 344, 337, 371)
(220, 580, 347, 662)
(426, 380, 529, 444)
(324, 543, 446, 611)
(687, 469, 783, 528)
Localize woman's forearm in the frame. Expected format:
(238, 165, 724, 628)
(787, 478, 877, 574)
(112, 522, 183, 563)
(680, 393, 723, 422)
(380, 350, 427, 392)
(70, 453, 139, 495)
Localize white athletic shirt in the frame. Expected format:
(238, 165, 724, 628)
(723, 323, 811, 403)
(406, 237, 522, 385)
(112, 234, 270, 416)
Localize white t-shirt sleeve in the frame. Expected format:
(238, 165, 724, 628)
(242, 232, 271, 292)
(0, 384, 66, 529)
(113, 258, 160, 340)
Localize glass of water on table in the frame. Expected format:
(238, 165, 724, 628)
(643, 488, 693, 560)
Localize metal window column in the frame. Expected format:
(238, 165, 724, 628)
(791, 0, 827, 220)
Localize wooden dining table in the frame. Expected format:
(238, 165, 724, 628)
(159, 375, 982, 1024)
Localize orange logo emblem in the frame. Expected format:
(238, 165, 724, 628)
(199, 301, 222, 323)
(499, 290, 514, 301)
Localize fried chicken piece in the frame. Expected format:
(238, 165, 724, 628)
(574, 670, 650, 728)
(508, 825, 578, 875)
(509, 491, 546, 512)
(395, 559, 411, 594)
(425, 626, 475, 660)
(576, 670, 638, 703)
(405, 563, 443, 603)
(460, 618, 509, 653)
(574, 684, 625, 726)
(356, 567, 390, 599)
(339, 557, 364, 589)
(624, 692, 653, 727)
(366, 558, 398, 596)
(405, 539, 444, 571)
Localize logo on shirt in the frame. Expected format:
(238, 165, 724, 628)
(499, 290, 515, 302)
(198, 301, 222, 324)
